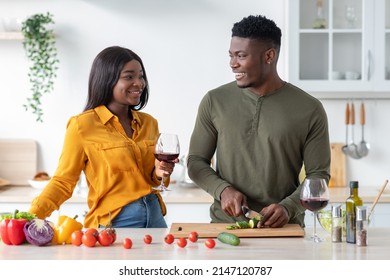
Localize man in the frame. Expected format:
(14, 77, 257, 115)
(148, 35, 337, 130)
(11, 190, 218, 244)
(187, 15, 330, 228)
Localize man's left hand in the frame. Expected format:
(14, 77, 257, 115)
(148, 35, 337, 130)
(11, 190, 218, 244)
(258, 204, 289, 228)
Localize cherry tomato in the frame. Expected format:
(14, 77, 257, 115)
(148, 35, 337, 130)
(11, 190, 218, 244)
(82, 232, 97, 247)
(84, 228, 99, 237)
(164, 234, 175, 244)
(188, 231, 198, 243)
(144, 234, 152, 244)
(123, 238, 132, 249)
(205, 238, 216, 249)
(70, 230, 83, 246)
(98, 230, 114, 246)
(176, 237, 187, 248)
(105, 228, 117, 244)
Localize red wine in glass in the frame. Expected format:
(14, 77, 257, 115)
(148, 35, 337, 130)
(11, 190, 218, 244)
(153, 133, 180, 192)
(154, 153, 179, 162)
(299, 178, 330, 243)
(300, 198, 329, 212)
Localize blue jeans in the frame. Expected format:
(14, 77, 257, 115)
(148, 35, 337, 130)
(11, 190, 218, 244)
(110, 193, 167, 228)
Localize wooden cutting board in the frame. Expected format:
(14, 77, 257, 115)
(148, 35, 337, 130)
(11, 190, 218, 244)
(329, 143, 346, 188)
(0, 139, 37, 185)
(169, 223, 304, 238)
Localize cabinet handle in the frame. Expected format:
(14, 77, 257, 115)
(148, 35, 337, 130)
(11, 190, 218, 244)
(367, 50, 372, 81)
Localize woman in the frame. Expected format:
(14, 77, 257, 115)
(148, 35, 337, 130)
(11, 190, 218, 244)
(29, 46, 177, 228)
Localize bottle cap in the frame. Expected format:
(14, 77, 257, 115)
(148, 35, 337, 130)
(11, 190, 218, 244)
(350, 181, 359, 188)
(332, 205, 342, 218)
(356, 206, 367, 221)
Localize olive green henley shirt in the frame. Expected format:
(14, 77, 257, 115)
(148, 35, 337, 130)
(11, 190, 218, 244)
(188, 81, 330, 227)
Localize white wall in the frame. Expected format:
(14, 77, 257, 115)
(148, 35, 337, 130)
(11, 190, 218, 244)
(0, 0, 388, 189)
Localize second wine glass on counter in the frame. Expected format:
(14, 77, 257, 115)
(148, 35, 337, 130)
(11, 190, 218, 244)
(300, 178, 330, 243)
(153, 133, 180, 192)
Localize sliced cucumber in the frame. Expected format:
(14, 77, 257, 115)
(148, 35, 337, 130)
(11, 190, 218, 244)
(217, 232, 240, 246)
(235, 220, 249, 229)
(225, 225, 240, 230)
(248, 217, 259, 228)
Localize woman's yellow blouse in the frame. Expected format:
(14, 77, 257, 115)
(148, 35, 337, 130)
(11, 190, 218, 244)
(29, 105, 165, 228)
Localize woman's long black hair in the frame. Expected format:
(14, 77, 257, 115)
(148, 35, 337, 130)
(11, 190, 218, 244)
(84, 46, 149, 112)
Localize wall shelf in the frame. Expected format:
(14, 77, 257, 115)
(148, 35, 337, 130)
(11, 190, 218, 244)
(0, 32, 23, 40)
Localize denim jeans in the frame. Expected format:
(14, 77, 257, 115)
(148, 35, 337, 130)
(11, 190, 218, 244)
(110, 193, 167, 228)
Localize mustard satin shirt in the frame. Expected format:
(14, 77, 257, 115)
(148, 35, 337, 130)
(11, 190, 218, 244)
(29, 105, 165, 228)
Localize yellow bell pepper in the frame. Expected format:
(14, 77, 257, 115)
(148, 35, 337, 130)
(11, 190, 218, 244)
(52, 215, 83, 245)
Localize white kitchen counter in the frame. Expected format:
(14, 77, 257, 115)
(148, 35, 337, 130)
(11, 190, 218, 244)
(1, 226, 389, 260)
(1, 183, 389, 227)
(1, 182, 389, 204)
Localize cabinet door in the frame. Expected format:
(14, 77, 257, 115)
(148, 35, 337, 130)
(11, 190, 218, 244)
(288, 0, 375, 94)
(164, 203, 211, 226)
(373, 0, 390, 90)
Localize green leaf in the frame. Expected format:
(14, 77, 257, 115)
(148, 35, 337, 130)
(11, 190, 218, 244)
(21, 12, 59, 122)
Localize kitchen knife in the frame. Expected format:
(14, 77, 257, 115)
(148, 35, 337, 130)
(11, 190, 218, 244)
(241, 206, 263, 220)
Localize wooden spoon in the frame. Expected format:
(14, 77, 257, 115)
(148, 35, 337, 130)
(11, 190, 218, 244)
(357, 101, 370, 157)
(341, 102, 350, 155)
(368, 179, 389, 222)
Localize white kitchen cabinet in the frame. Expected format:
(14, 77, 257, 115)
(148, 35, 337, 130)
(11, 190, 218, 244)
(287, 0, 390, 96)
(0, 201, 87, 222)
(304, 203, 390, 228)
(165, 203, 211, 226)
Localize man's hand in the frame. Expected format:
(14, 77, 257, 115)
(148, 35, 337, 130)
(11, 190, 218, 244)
(258, 204, 289, 228)
(220, 186, 246, 217)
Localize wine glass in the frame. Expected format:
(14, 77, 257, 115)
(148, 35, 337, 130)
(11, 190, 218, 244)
(153, 133, 180, 192)
(345, 6, 357, 28)
(300, 178, 330, 242)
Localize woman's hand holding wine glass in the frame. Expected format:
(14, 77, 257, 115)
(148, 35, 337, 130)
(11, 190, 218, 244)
(300, 178, 330, 243)
(153, 133, 180, 192)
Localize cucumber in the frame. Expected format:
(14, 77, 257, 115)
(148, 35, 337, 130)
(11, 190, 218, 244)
(248, 218, 259, 228)
(217, 232, 240, 246)
(225, 224, 240, 230)
(235, 221, 249, 229)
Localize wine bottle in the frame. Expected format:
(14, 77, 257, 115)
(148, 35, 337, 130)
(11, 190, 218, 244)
(313, 0, 326, 29)
(346, 181, 363, 244)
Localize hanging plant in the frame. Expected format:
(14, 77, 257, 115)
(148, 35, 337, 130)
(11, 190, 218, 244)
(21, 12, 59, 122)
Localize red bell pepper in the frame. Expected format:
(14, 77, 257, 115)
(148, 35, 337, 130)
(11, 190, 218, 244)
(0, 209, 28, 245)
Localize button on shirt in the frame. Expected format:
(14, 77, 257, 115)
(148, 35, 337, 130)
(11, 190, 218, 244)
(29, 105, 164, 228)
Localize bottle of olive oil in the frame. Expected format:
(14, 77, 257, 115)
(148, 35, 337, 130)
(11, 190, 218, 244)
(346, 181, 363, 243)
(313, 0, 327, 29)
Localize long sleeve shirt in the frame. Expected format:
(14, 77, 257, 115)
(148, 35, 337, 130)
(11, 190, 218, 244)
(187, 82, 331, 226)
(29, 105, 165, 228)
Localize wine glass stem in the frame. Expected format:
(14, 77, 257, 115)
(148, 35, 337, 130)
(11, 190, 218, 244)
(313, 211, 317, 238)
(160, 175, 165, 188)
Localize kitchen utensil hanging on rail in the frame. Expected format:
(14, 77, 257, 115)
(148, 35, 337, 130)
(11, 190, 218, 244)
(347, 100, 361, 159)
(357, 100, 370, 157)
(342, 101, 350, 156)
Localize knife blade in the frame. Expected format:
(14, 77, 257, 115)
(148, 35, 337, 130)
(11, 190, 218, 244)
(241, 206, 263, 220)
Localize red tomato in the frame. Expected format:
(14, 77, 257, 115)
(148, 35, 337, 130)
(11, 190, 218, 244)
(176, 237, 187, 248)
(123, 238, 132, 249)
(84, 228, 99, 237)
(82, 232, 97, 247)
(70, 230, 83, 246)
(205, 238, 216, 249)
(164, 234, 175, 244)
(105, 228, 117, 244)
(144, 234, 152, 244)
(98, 230, 114, 246)
(188, 231, 198, 243)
